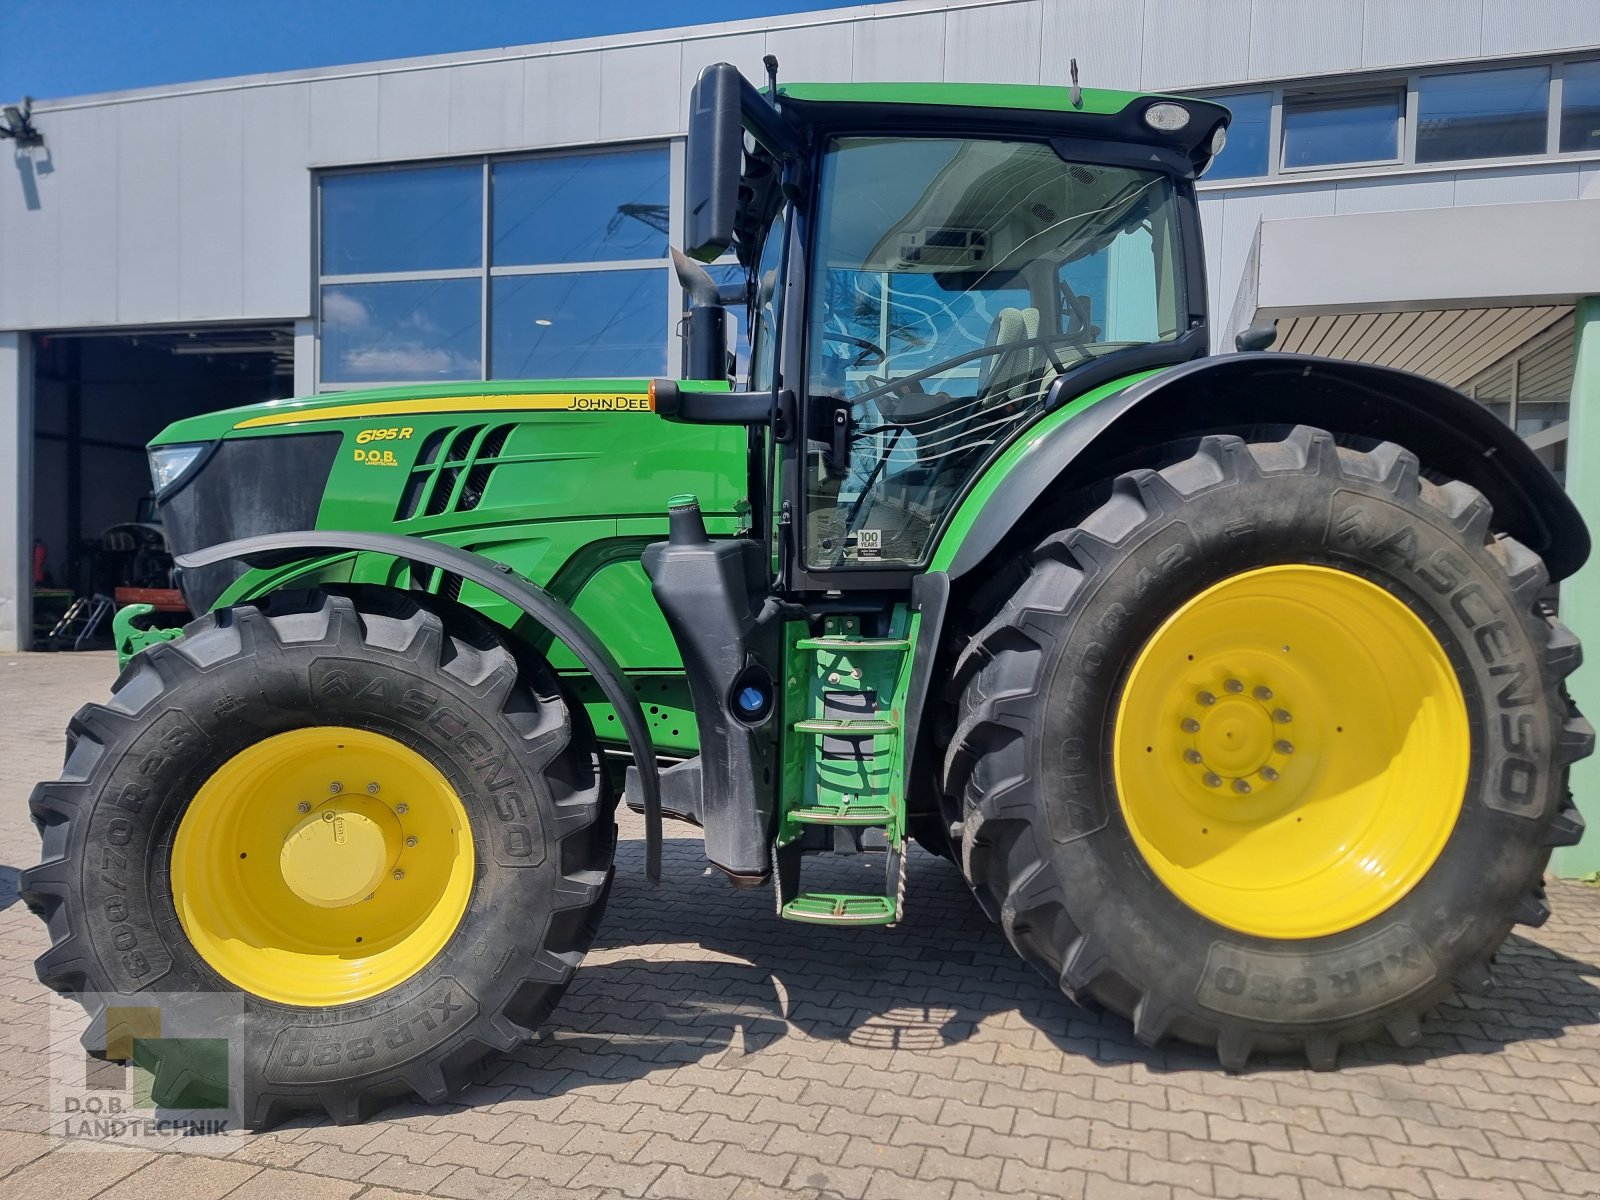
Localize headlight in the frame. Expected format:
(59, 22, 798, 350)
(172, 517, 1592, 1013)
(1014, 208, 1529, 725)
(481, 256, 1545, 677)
(149, 442, 209, 493)
(1197, 125, 1228, 177)
(1143, 102, 1191, 132)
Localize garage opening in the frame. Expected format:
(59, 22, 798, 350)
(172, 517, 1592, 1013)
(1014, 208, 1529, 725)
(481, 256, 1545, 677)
(30, 324, 294, 649)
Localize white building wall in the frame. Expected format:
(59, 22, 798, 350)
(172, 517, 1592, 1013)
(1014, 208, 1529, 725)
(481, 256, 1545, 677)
(4, 0, 1599, 334)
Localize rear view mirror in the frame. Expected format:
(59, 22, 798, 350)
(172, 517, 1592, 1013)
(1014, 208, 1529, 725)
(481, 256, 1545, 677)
(685, 64, 743, 263)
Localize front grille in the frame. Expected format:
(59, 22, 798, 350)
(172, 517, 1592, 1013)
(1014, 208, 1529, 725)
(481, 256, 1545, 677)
(395, 423, 518, 521)
(160, 432, 341, 613)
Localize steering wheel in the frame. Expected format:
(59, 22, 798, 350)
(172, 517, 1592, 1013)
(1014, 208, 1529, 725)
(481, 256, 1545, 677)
(822, 330, 888, 368)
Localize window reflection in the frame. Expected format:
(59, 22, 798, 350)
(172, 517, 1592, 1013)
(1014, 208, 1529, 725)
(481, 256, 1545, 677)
(1208, 92, 1272, 179)
(1282, 92, 1402, 167)
(320, 280, 482, 383)
(1417, 66, 1549, 162)
(490, 270, 666, 379)
(1560, 61, 1600, 152)
(707, 263, 752, 383)
(493, 148, 670, 265)
(320, 165, 482, 276)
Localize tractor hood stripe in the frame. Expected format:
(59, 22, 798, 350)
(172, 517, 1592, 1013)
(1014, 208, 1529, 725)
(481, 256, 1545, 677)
(233, 392, 655, 429)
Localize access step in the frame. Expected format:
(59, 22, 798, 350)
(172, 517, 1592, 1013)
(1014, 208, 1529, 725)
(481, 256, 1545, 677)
(789, 800, 895, 825)
(781, 893, 898, 926)
(792, 717, 898, 737)
(795, 635, 911, 653)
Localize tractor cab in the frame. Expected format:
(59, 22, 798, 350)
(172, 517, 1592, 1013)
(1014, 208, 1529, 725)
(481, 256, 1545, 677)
(663, 63, 1228, 588)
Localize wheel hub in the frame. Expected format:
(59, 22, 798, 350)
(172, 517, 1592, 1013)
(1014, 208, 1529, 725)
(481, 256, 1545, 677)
(278, 802, 401, 908)
(1112, 564, 1469, 940)
(171, 727, 474, 1006)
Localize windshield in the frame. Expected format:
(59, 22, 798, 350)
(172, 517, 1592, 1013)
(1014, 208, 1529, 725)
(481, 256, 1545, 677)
(804, 136, 1187, 569)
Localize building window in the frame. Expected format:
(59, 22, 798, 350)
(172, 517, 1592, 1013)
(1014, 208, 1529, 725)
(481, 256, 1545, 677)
(320, 279, 482, 384)
(1464, 316, 1573, 447)
(320, 164, 482, 275)
(492, 148, 670, 265)
(318, 146, 671, 388)
(1416, 65, 1550, 163)
(1282, 90, 1402, 168)
(1206, 92, 1272, 179)
(1560, 60, 1600, 152)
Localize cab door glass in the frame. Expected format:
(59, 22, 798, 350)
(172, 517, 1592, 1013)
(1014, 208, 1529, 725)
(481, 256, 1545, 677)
(804, 137, 1184, 570)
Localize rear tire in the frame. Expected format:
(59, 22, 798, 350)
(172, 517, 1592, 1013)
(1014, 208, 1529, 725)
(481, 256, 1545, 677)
(23, 588, 614, 1126)
(944, 426, 1591, 1068)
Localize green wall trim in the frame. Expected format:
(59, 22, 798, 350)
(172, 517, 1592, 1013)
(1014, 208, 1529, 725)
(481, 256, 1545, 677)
(1554, 295, 1600, 877)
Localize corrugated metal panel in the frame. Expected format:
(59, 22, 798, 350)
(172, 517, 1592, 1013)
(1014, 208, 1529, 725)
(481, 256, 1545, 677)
(1333, 177, 1456, 214)
(1248, 0, 1364, 80)
(116, 97, 183, 324)
(0, 142, 61, 328)
(1583, 166, 1600, 199)
(51, 106, 121, 328)
(766, 20, 855, 84)
(1038, 1, 1142, 91)
(681, 33, 769, 99)
(598, 41, 683, 141)
(854, 11, 947, 82)
(448, 59, 525, 154)
(1361, 0, 1483, 68)
(1481, 0, 1600, 56)
(307, 74, 380, 165)
(240, 84, 312, 318)
(524, 53, 602, 147)
(1273, 305, 1571, 385)
(945, 1, 1044, 85)
(1453, 166, 1582, 206)
(179, 89, 245, 320)
(377, 68, 453, 161)
(1141, 0, 1252, 89)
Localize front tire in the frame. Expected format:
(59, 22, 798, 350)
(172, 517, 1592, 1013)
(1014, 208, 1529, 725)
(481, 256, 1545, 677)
(945, 426, 1591, 1068)
(23, 588, 614, 1126)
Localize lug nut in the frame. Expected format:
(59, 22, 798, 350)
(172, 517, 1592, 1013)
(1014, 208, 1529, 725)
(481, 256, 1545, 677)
(329, 781, 342, 794)
(367, 782, 380, 794)
(1224, 678, 1244, 694)
(1183, 749, 1203, 764)
(392, 869, 405, 881)
(296, 801, 311, 814)
(1196, 691, 1217, 707)
(1253, 685, 1274, 701)
(1203, 773, 1223, 788)
(395, 803, 409, 816)
(1276, 739, 1295, 755)
(1260, 766, 1280, 782)
(1233, 779, 1252, 794)
(1273, 709, 1293, 724)
(405, 836, 418, 848)
(1180, 717, 1200, 733)
(828, 672, 841, 684)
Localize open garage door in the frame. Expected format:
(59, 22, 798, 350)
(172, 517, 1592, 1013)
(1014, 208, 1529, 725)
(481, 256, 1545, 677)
(30, 324, 293, 649)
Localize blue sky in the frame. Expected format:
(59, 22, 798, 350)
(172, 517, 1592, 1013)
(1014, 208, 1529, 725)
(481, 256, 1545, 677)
(0, 1, 851, 100)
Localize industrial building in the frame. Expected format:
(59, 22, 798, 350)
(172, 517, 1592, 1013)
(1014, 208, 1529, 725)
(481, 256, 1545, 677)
(1, 0, 1596, 871)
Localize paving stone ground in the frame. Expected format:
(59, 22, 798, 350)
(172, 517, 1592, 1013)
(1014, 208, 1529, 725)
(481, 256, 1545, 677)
(1, 651, 1597, 1199)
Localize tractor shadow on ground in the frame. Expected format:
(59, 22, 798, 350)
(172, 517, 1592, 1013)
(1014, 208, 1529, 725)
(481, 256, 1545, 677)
(0, 865, 21, 911)
(481, 831, 1600, 1101)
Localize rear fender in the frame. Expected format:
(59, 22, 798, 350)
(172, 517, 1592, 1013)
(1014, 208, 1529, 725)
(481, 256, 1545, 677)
(176, 530, 665, 882)
(940, 353, 1589, 582)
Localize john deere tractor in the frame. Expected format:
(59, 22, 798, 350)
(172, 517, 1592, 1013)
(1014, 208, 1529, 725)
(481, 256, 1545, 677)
(25, 62, 1592, 1126)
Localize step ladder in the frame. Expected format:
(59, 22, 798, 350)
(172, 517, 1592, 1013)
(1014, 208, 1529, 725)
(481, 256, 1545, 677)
(776, 615, 913, 927)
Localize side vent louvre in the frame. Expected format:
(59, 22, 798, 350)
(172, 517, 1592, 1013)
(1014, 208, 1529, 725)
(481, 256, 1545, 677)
(393, 423, 517, 521)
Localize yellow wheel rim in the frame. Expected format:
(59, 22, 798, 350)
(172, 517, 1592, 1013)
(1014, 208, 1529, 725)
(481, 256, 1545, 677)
(1113, 564, 1469, 940)
(171, 727, 475, 1006)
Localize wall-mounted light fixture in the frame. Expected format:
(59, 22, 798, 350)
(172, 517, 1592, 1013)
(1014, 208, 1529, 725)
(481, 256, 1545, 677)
(1, 97, 44, 149)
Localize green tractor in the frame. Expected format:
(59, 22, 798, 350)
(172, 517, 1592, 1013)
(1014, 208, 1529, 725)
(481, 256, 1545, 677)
(25, 62, 1593, 1126)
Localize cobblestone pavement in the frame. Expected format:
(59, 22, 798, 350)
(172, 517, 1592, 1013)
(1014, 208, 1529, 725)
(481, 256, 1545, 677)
(1, 651, 1598, 1200)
